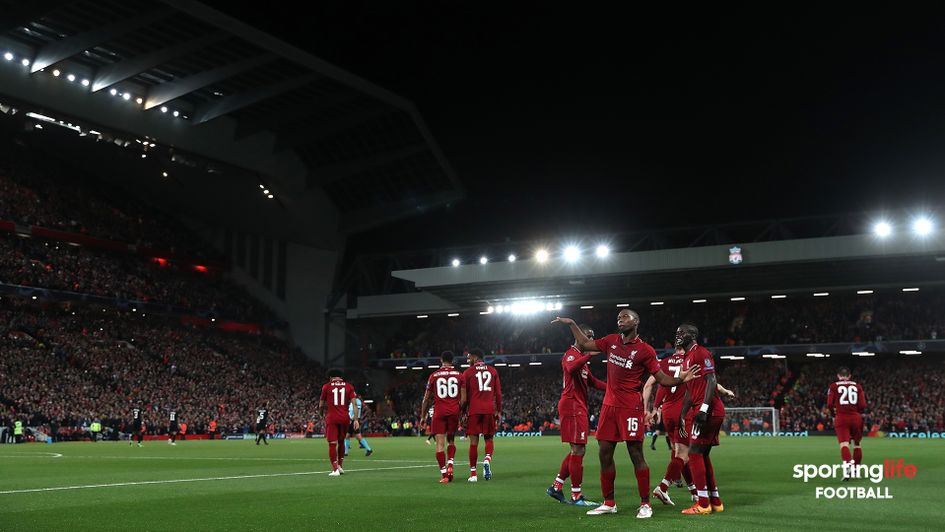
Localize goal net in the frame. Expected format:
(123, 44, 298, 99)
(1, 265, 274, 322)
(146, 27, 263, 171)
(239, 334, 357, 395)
(723, 407, 779, 435)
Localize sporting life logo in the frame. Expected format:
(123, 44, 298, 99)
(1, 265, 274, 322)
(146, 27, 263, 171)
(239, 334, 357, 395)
(792, 459, 917, 499)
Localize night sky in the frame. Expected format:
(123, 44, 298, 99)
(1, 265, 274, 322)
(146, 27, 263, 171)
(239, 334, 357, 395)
(214, 2, 945, 253)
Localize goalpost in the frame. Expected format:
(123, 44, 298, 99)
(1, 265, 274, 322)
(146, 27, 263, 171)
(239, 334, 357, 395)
(724, 407, 779, 435)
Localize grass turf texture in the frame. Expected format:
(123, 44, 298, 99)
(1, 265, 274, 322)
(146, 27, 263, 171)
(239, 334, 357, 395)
(0, 436, 940, 531)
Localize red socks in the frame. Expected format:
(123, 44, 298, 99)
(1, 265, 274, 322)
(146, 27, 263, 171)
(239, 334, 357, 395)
(841, 446, 852, 463)
(436, 450, 447, 476)
(689, 453, 709, 508)
(705, 455, 721, 506)
(635, 465, 650, 504)
(484, 439, 494, 462)
(469, 444, 478, 474)
(447, 443, 456, 462)
(569, 454, 584, 498)
(683, 462, 696, 495)
(659, 457, 685, 492)
(328, 442, 338, 469)
(553, 455, 570, 490)
(601, 469, 616, 505)
(853, 447, 862, 465)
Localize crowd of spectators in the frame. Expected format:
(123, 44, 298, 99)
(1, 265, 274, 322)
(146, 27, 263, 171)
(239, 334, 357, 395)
(362, 290, 945, 360)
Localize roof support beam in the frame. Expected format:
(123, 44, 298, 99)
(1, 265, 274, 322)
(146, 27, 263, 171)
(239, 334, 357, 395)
(30, 8, 173, 73)
(191, 73, 320, 125)
(92, 32, 227, 92)
(233, 90, 365, 140)
(0, 1, 73, 32)
(276, 107, 387, 151)
(311, 143, 428, 186)
(143, 53, 275, 110)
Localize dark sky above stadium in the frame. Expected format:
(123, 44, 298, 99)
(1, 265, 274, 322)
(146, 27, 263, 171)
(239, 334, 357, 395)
(214, 2, 945, 253)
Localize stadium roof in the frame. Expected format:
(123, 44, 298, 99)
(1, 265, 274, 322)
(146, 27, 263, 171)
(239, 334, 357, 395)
(0, 0, 463, 243)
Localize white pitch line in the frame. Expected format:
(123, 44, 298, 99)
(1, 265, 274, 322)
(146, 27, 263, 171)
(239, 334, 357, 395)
(0, 452, 62, 458)
(0, 464, 434, 495)
(40, 456, 427, 463)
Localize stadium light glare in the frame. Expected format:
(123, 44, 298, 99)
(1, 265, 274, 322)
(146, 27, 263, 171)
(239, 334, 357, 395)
(873, 221, 892, 237)
(529, 362, 542, 366)
(554, 302, 562, 310)
(479, 311, 490, 315)
(109, 88, 118, 96)
(447, 313, 460, 317)
(692, 299, 707, 303)
(495, 305, 504, 313)
(80, 79, 89, 86)
(494, 363, 507, 367)
(852, 351, 876, 357)
(771, 294, 787, 299)
(806, 353, 826, 358)
(267, 194, 274, 199)
(479, 256, 488, 265)
(162, 172, 168, 177)
(411, 366, 423, 370)
(545, 302, 554, 311)
(720, 355, 745, 360)
(416, 315, 428, 319)
(122, 92, 131, 100)
(580, 305, 594, 309)
(263, 189, 269, 194)
(451, 258, 460, 267)
(508, 254, 516, 262)
(20, 58, 29, 66)
(813, 292, 829, 297)
(899, 350, 922, 355)
(535, 249, 549, 262)
(427, 365, 440, 369)
(616, 303, 629, 307)
(650, 301, 664, 306)
(395, 365, 408, 370)
(487, 306, 494, 313)
(563, 245, 580, 262)
(135, 97, 143, 104)
(595, 245, 610, 258)
(730, 297, 746, 301)
(3, 52, 12, 61)
(509, 363, 521, 368)
(913, 217, 934, 236)
(762, 354, 786, 359)
(66, 74, 75, 82)
(52, 69, 60, 76)
(856, 290, 874, 295)
(172, 110, 180, 117)
(902, 287, 920, 292)
(160, 106, 168, 113)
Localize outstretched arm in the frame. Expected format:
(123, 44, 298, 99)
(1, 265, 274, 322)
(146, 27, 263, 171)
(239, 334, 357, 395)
(551, 317, 597, 352)
(653, 365, 700, 387)
(716, 382, 735, 399)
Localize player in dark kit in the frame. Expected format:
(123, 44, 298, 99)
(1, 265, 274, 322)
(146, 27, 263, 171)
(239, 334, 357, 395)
(129, 407, 144, 447)
(677, 323, 726, 515)
(319, 369, 360, 476)
(167, 410, 179, 446)
(460, 348, 501, 482)
(255, 408, 270, 446)
(553, 310, 699, 519)
(547, 324, 607, 506)
(827, 366, 867, 480)
(420, 351, 463, 483)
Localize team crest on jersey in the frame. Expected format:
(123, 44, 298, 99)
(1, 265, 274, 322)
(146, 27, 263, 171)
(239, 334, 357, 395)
(567, 355, 575, 361)
(611, 345, 617, 350)
(729, 246, 743, 265)
(630, 350, 638, 359)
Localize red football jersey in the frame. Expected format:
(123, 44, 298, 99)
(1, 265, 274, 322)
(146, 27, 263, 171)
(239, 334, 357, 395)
(827, 379, 867, 416)
(683, 344, 725, 417)
(559, 346, 607, 416)
(320, 378, 356, 424)
(594, 334, 660, 410)
(658, 350, 688, 411)
(462, 362, 502, 415)
(426, 366, 463, 417)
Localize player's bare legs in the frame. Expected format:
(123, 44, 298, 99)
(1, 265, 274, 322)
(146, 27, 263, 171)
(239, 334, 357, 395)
(626, 441, 653, 518)
(468, 433, 479, 481)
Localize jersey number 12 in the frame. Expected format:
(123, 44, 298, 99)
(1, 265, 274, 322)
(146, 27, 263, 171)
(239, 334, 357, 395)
(475, 371, 493, 392)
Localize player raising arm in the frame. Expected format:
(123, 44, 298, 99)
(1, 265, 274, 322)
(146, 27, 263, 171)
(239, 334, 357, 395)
(553, 311, 699, 519)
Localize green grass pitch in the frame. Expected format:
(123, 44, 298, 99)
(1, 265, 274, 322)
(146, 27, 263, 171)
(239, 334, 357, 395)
(0, 436, 940, 531)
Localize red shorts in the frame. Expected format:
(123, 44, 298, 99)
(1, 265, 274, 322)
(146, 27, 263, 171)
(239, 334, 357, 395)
(325, 422, 349, 442)
(431, 414, 460, 435)
(661, 406, 684, 445)
(596, 405, 645, 442)
(835, 414, 863, 444)
(686, 414, 724, 446)
(466, 413, 496, 437)
(560, 414, 589, 444)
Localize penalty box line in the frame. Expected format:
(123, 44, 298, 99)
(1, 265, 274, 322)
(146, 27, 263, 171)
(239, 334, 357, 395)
(0, 464, 434, 495)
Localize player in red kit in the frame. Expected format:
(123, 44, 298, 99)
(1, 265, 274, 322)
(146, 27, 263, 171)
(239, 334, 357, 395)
(677, 324, 726, 515)
(546, 324, 607, 506)
(827, 366, 867, 480)
(553, 310, 699, 519)
(460, 348, 501, 482)
(319, 369, 360, 476)
(419, 351, 463, 483)
(644, 348, 736, 505)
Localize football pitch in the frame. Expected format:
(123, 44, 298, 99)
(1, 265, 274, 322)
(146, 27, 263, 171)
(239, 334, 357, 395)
(0, 436, 940, 531)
